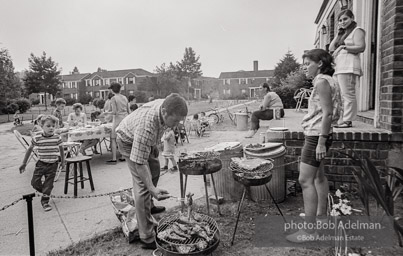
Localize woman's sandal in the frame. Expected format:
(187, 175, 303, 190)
(335, 122, 352, 128)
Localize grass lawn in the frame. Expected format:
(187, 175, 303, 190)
(47, 194, 403, 256)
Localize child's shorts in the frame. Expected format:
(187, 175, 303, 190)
(301, 135, 333, 167)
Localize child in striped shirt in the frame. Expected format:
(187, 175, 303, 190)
(20, 115, 65, 212)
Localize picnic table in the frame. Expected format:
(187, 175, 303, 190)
(61, 123, 114, 159)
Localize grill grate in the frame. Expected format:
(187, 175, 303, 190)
(156, 213, 219, 247)
(229, 159, 273, 179)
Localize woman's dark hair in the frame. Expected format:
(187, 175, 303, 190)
(261, 83, 271, 91)
(302, 49, 335, 76)
(109, 82, 121, 93)
(193, 114, 199, 120)
(130, 103, 138, 112)
(128, 95, 136, 102)
(338, 9, 354, 20)
(107, 92, 114, 100)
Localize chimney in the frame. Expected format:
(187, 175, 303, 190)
(253, 61, 258, 72)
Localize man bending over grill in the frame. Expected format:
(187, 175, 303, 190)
(116, 93, 188, 250)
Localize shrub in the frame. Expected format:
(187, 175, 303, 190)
(3, 103, 19, 114)
(131, 91, 147, 103)
(273, 85, 297, 109)
(31, 99, 40, 105)
(50, 100, 56, 107)
(78, 94, 93, 105)
(93, 98, 105, 109)
(15, 98, 31, 113)
(65, 98, 77, 106)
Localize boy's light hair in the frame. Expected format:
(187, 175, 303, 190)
(55, 98, 66, 105)
(39, 115, 58, 126)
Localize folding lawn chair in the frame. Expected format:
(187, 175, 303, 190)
(14, 130, 38, 165)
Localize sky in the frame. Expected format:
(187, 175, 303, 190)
(0, 0, 323, 77)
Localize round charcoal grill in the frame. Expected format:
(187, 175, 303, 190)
(155, 213, 220, 256)
(229, 160, 274, 186)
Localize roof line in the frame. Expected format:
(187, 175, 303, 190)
(315, 0, 330, 24)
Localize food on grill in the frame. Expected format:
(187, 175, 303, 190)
(230, 157, 274, 180)
(231, 157, 272, 171)
(196, 240, 208, 250)
(157, 228, 187, 242)
(172, 223, 192, 239)
(178, 151, 222, 175)
(176, 245, 196, 254)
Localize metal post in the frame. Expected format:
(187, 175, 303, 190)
(22, 193, 36, 256)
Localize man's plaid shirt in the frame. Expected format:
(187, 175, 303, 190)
(116, 99, 167, 164)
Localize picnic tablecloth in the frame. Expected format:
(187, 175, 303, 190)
(67, 123, 113, 141)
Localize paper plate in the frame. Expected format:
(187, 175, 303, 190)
(269, 127, 289, 131)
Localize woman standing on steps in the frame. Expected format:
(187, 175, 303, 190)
(330, 9, 366, 128)
(286, 49, 341, 243)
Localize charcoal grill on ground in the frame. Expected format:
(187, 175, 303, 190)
(155, 213, 220, 256)
(178, 151, 222, 215)
(229, 158, 286, 245)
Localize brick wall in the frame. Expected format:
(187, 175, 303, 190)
(266, 130, 398, 191)
(379, 0, 403, 132)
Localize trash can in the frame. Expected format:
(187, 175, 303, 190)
(244, 143, 287, 203)
(234, 113, 249, 131)
(205, 142, 244, 201)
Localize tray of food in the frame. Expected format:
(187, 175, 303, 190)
(178, 151, 222, 175)
(244, 142, 283, 153)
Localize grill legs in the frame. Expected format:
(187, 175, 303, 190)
(181, 173, 221, 216)
(264, 184, 286, 223)
(231, 187, 246, 245)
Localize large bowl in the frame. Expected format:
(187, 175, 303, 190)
(178, 158, 222, 176)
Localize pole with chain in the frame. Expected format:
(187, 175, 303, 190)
(22, 193, 36, 256)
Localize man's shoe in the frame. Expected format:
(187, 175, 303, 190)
(140, 240, 157, 250)
(151, 206, 166, 214)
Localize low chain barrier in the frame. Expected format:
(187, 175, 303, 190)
(0, 197, 24, 212)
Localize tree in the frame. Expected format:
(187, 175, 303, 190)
(72, 66, 79, 74)
(175, 47, 202, 80)
(24, 52, 62, 110)
(0, 48, 23, 102)
(97, 67, 107, 72)
(270, 51, 300, 88)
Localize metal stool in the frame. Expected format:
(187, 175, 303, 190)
(64, 156, 94, 197)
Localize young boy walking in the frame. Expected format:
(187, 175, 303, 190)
(161, 127, 178, 172)
(19, 115, 65, 211)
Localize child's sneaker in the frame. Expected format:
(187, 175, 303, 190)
(42, 203, 52, 212)
(161, 166, 168, 171)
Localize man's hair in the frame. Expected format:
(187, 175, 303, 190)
(162, 93, 188, 117)
(39, 115, 58, 126)
(109, 82, 121, 93)
(128, 95, 136, 102)
(72, 103, 83, 111)
(55, 98, 66, 105)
